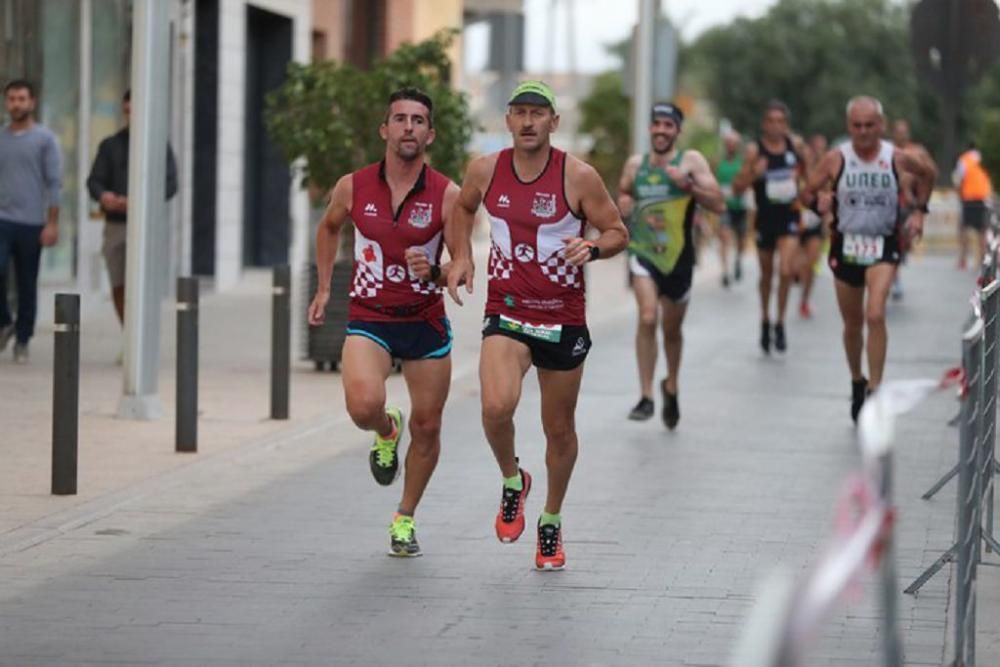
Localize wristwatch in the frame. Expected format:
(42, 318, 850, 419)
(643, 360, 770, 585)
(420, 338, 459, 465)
(915, 203, 930, 214)
(429, 265, 442, 282)
(587, 244, 600, 262)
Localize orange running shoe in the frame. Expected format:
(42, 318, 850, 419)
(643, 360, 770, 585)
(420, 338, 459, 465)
(535, 521, 566, 571)
(495, 467, 532, 543)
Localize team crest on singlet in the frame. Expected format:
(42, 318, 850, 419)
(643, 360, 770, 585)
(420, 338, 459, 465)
(515, 243, 535, 262)
(531, 193, 557, 218)
(385, 264, 406, 283)
(408, 202, 433, 229)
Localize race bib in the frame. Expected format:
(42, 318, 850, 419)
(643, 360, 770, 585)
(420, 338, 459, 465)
(765, 172, 798, 204)
(499, 315, 562, 343)
(843, 234, 884, 266)
(721, 184, 734, 199)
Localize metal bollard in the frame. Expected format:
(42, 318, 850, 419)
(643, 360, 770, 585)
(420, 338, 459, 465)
(271, 265, 290, 420)
(176, 277, 199, 452)
(51, 293, 80, 495)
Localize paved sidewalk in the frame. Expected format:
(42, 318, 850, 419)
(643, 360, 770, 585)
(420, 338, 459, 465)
(2, 238, 999, 665)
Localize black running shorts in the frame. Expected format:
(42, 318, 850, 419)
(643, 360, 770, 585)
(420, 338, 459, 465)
(482, 314, 591, 371)
(828, 233, 901, 288)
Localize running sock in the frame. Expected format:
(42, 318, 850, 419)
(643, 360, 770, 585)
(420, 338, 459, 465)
(503, 472, 523, 492)
(540, 511, 561, 527)
(395, 508, 413, 518)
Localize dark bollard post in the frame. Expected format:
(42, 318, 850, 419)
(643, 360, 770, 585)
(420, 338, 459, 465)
(271, 265, 290, 420)
(176, 277, 199, 452)
(52, 293, 80, 495)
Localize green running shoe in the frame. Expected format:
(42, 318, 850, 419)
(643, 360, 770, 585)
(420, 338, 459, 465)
(388, 514, 421, 557)
(370, 407, 404, 486)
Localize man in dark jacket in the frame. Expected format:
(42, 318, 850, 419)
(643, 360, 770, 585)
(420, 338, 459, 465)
(87, 89, 177, 324)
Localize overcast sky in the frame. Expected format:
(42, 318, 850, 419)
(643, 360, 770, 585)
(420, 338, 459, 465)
(465, 0, 781, 74)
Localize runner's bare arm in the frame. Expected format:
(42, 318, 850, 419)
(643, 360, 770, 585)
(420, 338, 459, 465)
(732, 143, 760, 192)
(895, 149, 935, 239)
(616, 154, 642, 217)
(683, 151, 725, 214)
(406, 181, 462, 282)
(800, 149, 842, 209)
(563, 157, 629, 266)
(895, 149, 934, 205)
(446, 154, 496, 304)
(308, 175, 352, 326)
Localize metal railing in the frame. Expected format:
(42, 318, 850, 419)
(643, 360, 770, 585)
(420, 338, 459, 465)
(730, 379, 950, 667)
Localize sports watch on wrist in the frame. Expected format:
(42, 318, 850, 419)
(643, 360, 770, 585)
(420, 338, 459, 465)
(587, 244, 600, 262)
(429, 264, 442, 282)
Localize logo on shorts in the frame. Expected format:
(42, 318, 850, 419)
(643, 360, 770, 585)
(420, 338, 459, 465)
(572, 337, 587, 356)
(497, 194, 511, 208)
(531, 193, 557, 219)
(408, 202, 433, 229)
(385, 264, 406, 283)
(363, 203, 378, 217)
(515, 243, 535, 262)
(483, 317, 491, 331)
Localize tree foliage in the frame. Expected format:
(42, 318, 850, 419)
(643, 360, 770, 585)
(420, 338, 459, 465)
(685, 0, 934, 144)
(264, 30, 472, 195)
(578, 71, 631, 190)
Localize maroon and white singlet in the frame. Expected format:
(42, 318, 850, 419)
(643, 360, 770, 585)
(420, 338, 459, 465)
(482, 148, 587, 326)
(348, 161, 449, 322)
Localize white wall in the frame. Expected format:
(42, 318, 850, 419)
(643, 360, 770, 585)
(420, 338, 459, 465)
(214, 0, 312, 293)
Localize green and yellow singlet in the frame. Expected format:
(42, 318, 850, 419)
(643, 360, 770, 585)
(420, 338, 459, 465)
(628, 151, 696, 275)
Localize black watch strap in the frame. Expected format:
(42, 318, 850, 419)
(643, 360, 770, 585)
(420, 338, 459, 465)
(588, 244, 600, 262)
(429, 264, 442, 282)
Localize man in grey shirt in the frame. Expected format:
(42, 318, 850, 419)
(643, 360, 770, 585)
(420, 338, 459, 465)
(0, 79, 62, 363)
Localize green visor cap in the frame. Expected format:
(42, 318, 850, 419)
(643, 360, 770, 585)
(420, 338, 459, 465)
(508, 81, 556, 109)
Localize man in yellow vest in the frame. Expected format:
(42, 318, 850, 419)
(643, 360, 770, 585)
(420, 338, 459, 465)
(953, 142, 994, 269)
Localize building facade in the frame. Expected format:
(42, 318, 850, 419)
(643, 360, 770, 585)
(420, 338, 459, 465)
(1, 0, 470, 300)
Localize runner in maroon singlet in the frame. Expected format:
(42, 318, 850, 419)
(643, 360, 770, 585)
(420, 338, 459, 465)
(308, 88, 461, 558)
(446, 81, 629, 571)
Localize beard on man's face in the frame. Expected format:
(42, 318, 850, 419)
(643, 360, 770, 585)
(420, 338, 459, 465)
(651, 134, 675, 155)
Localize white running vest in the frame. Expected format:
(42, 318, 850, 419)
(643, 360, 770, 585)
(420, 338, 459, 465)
(835, 140, 899, 236)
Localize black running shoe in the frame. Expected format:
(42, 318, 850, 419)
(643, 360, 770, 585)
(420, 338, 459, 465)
(774, 323, 787, 353)
(722, 274, 731, 288)
(851, 377, 869, 423)
(370, 407, 404, 486)
(661, 380, 680, 430)
(734, 261, 742, 282)
(760, 320, 771, 354)
(388, 514, 422, 557)
(628, 397, 654, 421)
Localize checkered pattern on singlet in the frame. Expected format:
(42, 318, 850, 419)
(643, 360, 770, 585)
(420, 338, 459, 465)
(488, 242, 513, 280)
(350, 263, 382, 298)
(410, 281, 440, 296)
(540, 254, 581, 288)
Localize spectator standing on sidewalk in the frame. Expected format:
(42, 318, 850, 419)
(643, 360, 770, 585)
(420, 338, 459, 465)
(0, 79, 62, 364)
(87, 89, 178, 328)
(952, 141, 993, 270)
